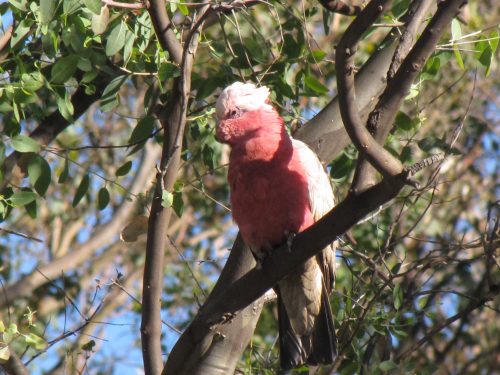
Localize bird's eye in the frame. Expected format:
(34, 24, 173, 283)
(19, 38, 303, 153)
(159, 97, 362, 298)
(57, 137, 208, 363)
(227, 109, 240, 119)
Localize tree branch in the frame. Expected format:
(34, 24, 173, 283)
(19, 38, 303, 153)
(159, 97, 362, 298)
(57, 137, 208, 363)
(140, 5, 210, 374)
(336, 0, 405, 178)
(294, 2, 437, 165)
(146, 0, 183, 65)
(351, 0, 434, 192)
(1, 352, 29, 375)
(318, 0, 362, 16)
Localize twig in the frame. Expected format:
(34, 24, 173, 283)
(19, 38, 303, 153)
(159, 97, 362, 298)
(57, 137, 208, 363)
(317, 0, 362, 16)
(102, 0, 147, 9)
(0, 227, 43, 243)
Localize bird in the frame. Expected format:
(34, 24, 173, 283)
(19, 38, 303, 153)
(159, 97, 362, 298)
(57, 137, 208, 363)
(215, 81, 337, 370)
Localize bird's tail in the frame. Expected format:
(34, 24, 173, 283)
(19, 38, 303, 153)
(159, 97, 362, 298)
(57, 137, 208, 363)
(277, 283, 337, 370)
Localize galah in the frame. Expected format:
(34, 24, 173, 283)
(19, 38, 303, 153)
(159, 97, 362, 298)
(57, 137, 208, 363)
(215, 82, 337, 369)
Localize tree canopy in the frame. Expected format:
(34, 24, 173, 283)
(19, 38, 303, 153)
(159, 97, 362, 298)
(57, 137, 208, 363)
(0, 0, 498, 374)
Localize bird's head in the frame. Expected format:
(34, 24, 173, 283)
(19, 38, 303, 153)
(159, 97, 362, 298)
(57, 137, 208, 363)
(215, 82, 279, 144)
(216, 82, 273, 120)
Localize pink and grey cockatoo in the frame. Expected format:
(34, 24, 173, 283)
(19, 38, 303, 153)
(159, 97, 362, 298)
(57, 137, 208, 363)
(215, 82, 337, 369)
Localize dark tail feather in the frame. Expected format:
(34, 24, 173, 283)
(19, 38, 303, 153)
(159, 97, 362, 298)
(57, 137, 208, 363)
(277, 285, 337, 370)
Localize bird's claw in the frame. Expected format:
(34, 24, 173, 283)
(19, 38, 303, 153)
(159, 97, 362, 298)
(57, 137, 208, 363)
(284, 230, 296, 252)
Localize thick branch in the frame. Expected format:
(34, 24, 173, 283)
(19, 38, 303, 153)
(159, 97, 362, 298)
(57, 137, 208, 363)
(141, 5, 209, 374)
(201, 172, 408, 320)
(336, 0, 405, 178)
(147, 0, 183, 65)
(295, 3, 438, 165)
(1, 353, 29, 375)
(366, 0, 468, 136)
(351, 0, 434, 192)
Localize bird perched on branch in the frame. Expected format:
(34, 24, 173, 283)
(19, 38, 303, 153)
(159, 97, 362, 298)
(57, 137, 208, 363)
(215, 82, 337, 370)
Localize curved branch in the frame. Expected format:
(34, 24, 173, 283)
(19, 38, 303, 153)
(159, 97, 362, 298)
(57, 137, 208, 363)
(353, 0, 468, 192)
(351, 0, 434, 192)
(336, 0, 404, 178)
(147, 0, 183, 65)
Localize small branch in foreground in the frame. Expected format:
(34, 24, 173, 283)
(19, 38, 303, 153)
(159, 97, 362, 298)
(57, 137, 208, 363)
(0, 227, 43, 243)
(102, 0, 147, 9)
(318, 0, 362, 16)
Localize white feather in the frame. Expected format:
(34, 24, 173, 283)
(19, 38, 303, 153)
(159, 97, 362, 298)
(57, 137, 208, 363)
(216, 82, 273, 119)
(292, 139, 335, 220)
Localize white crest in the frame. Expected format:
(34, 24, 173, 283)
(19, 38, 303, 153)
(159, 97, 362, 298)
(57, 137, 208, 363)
(216, 82, 273, 119)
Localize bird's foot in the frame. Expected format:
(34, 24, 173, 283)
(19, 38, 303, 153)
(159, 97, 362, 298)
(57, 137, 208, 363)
(284, 230, 296, 252)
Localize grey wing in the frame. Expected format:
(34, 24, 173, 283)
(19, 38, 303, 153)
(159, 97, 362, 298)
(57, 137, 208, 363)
(292, 138, 337, 292)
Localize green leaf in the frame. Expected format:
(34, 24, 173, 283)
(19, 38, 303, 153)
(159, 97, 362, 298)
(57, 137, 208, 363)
(304, 76, 328, 94)
(11, 19, 32, 48)
(451, 19, 461, 41)
(395, 112, 413, 131)
(100, 75, 127, 112)
(24, 333, 47, 350)
(116, 161, 132, 176)
(56, 89, 74, 121)
(172, 191, 184, 217)
(97, 187, 110, 210)
(72, 174, 90, 207)
(8, 0, 28, 11)
(453, 45, 465, 70)
(11, 135, 40, 153)
(418, 295, 429, 309)
(330, 152, 353, 180)
(161, 190, 173, 208)
(0, 346, 10, 361)
(9, 191, 37, 207)
(202, 144, 214, 170)
(40, 0, 56, 25)
(418, 136, 450, 152)
(308, 49, 327, 62)
(58, 158, 69, 184)
(489, 30, 499, 54)
(129, 116, 155, 144)
(177, 2, 189, 16)
(106, 20, 126, 56)
(63, 0, 82, 14)
(393, 282, 403, 310)
(28, 155, 51, 196)
(158, 63, 180, 81)
(478, 44, 493, 76)
(21, 72, 45, 92)
(0, 321, 4, 333)
(25, 199, 37, 218)
(83, 0, 101, 14)
(91, 4, 109, 35)
(379, 360, 398, 372)
(51, 55, 79, 84)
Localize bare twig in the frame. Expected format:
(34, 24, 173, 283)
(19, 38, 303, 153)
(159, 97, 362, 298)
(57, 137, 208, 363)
(102, 0, 146, 9)
(0, 227, 43, 243)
